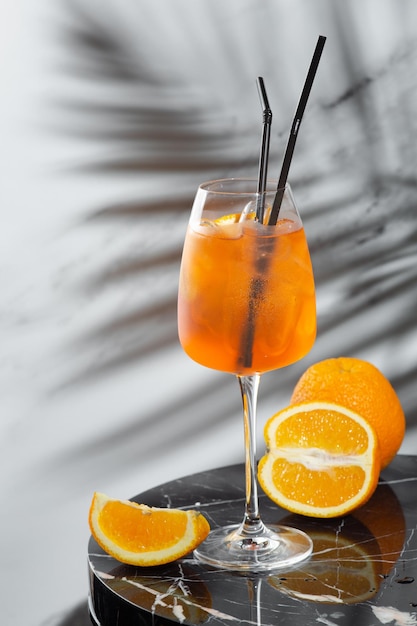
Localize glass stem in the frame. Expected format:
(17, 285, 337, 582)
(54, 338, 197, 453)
(237, 374, 265, 537)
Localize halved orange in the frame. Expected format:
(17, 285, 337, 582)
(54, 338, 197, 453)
(89, 492, 210, 566)
(258, 402, 380, 518)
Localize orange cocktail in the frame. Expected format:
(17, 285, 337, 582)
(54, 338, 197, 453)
(178, 198, 316, 376)
(177, 179, 317, 571)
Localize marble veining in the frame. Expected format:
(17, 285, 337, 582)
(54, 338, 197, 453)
(372, 607, 417, 626)
(88, 457, 417, 625)
(381, 478, 417, 485)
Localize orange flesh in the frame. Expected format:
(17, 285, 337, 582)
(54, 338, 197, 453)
(271, 460, 367, 507)
(98, 502, 188, 552)
(273, 410, 369, 454)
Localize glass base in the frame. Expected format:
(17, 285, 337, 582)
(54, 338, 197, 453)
(194, 523, 313, 572)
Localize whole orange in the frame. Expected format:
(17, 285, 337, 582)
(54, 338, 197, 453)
(290, 357, 405, 469)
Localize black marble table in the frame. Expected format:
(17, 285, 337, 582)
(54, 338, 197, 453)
(88, 455, 417, 625)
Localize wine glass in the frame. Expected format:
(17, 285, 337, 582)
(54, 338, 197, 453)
(177, 178, 316, 571)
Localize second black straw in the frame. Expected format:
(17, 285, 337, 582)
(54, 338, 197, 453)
(255, 76, 272, 224)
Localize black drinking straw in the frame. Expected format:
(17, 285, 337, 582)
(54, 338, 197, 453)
(239, 80, 273, 368)
(255, 77, 272, 224)
(268, 35, 326, 226)
(240, 38, 326, 369)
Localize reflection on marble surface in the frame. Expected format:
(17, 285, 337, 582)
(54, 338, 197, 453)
(88, 457, 417, 625)
(2, 1, 417, 625)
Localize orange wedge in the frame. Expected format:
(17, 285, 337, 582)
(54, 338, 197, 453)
(89, 492, 210, 566)
(258, 402, 380, 518)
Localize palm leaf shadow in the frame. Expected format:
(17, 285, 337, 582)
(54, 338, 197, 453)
(48, 0, 417, 464)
